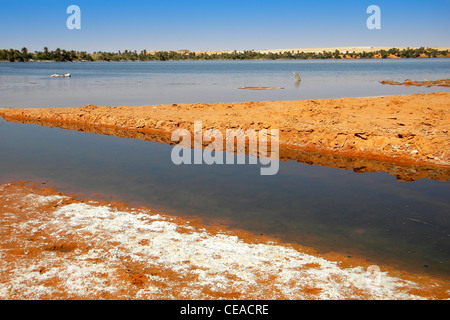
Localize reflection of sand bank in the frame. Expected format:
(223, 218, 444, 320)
(1, 92, 449, 169)
(3, 118, 449, 182)
(1, 182, 448, 300)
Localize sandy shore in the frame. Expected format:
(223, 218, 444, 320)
(1, 92, 449, 169)
(1, 181, 449, 300)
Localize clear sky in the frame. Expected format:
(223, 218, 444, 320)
(0, 0, 449, 52)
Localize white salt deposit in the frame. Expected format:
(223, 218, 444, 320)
(0, 191, 446, 300)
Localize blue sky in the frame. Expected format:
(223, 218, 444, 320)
(0, 0, 449, 52)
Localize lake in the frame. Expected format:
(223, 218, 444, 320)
(1, 59, 450, 108)
(0, 59, 449, 279)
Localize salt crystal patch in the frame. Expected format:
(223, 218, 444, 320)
(1, 197, 437, 300)
(24, 194, 67, 207)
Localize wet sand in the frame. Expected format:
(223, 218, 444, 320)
(1, 92, 449, 168)
(1, 181, 449, 300)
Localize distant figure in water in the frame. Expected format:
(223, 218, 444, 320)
(293, 72, 301, 87)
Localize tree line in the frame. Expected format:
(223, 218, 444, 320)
(1, 47, 448, 62)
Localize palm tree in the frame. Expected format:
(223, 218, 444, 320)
(55, 48, 62, 61)
(20, 47, 29, 61)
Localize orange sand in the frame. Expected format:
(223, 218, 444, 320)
(2, 117, 448, 182)
(1, 92, 449, 168)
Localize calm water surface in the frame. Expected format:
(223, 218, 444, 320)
(1, 59, 450, 107)
(0, 60, 449, 278)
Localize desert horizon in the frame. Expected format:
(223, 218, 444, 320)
(192, 46, 450, 55)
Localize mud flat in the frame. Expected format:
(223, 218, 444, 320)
(0, 181, 449, 300)
(1, 92, 449, 170)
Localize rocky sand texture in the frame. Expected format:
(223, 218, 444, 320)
(1, 182, 449, 300)
(1, 93, 449, 169)
(3, 117, 448, 182)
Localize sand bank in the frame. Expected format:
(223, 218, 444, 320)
(1, 181, 448, 300)
(1, 92, 449, 169)
(2, 118, 448, 182)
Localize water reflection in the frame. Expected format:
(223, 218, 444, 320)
(5, 117, 449, 182)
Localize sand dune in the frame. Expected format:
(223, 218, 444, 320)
(195, 46, 450, 55)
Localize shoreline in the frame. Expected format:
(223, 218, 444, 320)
(2, 46, 449, 62)
(1, 92, 449, 169)
(1, 181, 449, 300)
(2, 56, 449, 63)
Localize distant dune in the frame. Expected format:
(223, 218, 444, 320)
(194, 46, 450, 55)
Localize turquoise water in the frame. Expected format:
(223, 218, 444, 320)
(0, 60, 449, 278)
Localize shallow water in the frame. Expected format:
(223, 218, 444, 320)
(0, 118, 449, 278)
(0, 59, 449, 279)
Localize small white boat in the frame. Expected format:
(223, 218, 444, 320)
(51, 73, 71, 78)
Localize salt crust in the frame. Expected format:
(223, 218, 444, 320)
(0, 194, 429, 300)
(2, 190, 447, 299)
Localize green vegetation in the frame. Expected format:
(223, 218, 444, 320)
(0, 47, 448, 62)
